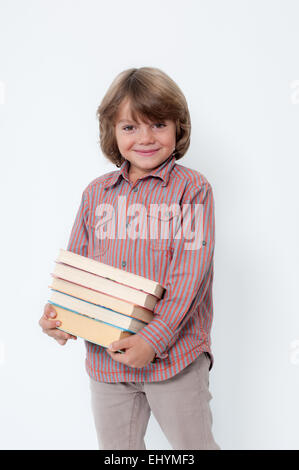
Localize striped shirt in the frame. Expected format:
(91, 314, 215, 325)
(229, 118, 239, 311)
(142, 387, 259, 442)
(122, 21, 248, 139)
(67, 154, 215, 382)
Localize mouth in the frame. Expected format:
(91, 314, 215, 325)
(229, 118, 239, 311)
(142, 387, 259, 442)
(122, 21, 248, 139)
(134, 149, 160, 156)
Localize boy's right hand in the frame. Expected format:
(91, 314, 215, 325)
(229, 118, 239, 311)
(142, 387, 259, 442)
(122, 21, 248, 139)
(39, 303, 77, 346)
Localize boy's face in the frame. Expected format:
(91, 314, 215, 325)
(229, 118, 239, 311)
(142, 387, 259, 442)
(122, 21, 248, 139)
(114, 98, 176, 181)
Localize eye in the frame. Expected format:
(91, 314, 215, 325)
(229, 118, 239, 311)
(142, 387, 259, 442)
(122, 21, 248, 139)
(122, 122, 166, 132)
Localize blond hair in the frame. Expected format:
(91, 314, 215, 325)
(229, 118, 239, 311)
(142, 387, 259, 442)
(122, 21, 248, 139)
(96, 67, 191, 167)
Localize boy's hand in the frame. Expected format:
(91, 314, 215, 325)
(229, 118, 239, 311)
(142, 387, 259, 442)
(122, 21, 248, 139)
(39, 303, 77, 345)
(107, 335, 156, 368)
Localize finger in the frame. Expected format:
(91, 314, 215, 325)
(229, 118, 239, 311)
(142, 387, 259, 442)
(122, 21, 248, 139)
(53, 329, 73, 341)
(44, 303, 57, 320)
(57, 338, 67, 346)
(61, 333, 77, 340)
(108, 337, 131, 352)
(106, 349, 127, 364)
(44, 326, 68, 342)
(41, 319, 61, 330)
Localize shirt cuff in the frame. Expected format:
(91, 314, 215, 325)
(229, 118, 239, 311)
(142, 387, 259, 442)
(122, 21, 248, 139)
(137, 318, 174, 359)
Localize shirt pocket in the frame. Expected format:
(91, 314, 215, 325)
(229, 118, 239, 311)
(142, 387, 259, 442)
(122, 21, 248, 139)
(146, 212, 175, 253)
(89, 217, 112, 258)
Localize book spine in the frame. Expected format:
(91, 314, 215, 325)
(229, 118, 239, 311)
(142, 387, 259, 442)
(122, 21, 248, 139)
(49, 289, 147, 324)
(48, 301, 137, 333)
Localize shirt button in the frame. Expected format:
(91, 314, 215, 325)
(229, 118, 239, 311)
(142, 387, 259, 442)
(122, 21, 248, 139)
(202, 241, 206, 246)
(122, 261, 126, 267)
(133, 187, 138, 192)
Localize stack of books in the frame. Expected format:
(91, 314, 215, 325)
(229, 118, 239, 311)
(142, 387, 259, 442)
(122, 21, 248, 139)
(48, 249, 165, 349)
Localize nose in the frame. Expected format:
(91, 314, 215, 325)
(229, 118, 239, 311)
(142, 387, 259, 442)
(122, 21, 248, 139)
(137, 125, 155, 144)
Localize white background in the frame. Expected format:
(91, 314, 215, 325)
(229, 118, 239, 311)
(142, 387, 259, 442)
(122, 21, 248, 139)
(0, 0, 298, 450)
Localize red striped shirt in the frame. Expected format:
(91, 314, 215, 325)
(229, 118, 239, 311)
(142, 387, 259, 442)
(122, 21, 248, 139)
(67, 154, 215, 382)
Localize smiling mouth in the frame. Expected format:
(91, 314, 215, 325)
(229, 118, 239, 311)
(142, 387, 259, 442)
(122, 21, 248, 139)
(134, 149, 160, 155)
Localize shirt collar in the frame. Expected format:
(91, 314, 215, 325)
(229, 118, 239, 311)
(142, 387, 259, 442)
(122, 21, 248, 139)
(103, 153, 176, 190)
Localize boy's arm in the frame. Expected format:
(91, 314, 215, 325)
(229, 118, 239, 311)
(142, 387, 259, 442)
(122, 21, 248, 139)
(136, 183, 215, 359)
(66, 189, 89, 256)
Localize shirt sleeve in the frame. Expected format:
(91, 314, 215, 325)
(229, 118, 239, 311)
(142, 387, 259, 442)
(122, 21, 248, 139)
(66, 189, 89, 256)
(137, 183, 215, 359)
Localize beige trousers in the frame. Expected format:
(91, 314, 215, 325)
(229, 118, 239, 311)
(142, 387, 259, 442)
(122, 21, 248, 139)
(89, 352, 220, 450)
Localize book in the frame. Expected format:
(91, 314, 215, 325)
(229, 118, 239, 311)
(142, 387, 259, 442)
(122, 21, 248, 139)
(49, 276, 154, 324)
(48, 289, 148, 333)
(51, 304, 133, 348)
(48, 249, 166, 354)
(56, 248, 165, 298)
(52, 262, 159, 311)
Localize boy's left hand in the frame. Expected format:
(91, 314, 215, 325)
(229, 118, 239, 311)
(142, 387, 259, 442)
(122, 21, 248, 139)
(106, 335, 156, 368)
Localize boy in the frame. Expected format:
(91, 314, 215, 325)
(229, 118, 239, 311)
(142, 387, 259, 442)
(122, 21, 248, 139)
(39, 67, 220, 450)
